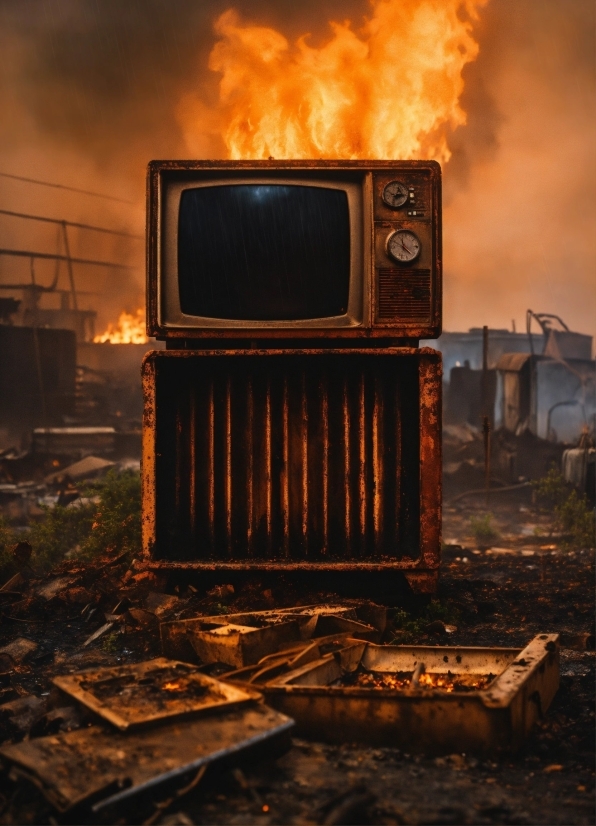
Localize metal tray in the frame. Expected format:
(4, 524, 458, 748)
(53, 657, 256, 731)
(0, 704, 293, 815)
(230, 634, 560, 754)
(161, 603, 384, 667)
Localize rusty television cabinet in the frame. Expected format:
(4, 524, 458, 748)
(142, 161, 442, 593)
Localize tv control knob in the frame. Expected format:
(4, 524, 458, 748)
(386, 229, 421, 264)
(382, 181, 409, 208)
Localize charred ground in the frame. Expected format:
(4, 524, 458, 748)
(0, 491, 592, 825)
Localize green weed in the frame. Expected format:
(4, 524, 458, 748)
(28, 469, 141, 573)
(0, 517, 18, 582)
(533, 467, 595, 550)
(77, 469, 141, 562)
(391, 600, 461, 644)
(28, 500, 95, 573)
(469, 513, 500, 547)
(101, 632, 121, 654)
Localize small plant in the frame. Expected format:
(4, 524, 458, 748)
(28, 468, 141, 573)
(0, 517, 18, 582)
(77, 469, 141, 561)
(469, 513, 500, 547)
(28, 500, 95, 573)
(101, 632, 121, 654)
(533, 467, 595, 551)
(391, 600, 460, 644)
(532, 466, 569, 513)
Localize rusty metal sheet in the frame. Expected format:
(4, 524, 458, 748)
(225, 634, 360, 685)
(141, 349, 441, 594)
(235, 635, 560, 755)
(53, 658, 257, 731)
(0, 704, 294, 815)
(189, 620, 301, 669)
(161, 604, 383, 666)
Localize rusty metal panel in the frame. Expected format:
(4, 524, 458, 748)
(142, 348, 440, 582)
(241, 635, 559, 755)
(0, 704, 293, 815)
(53, 658, 257, 731)
(161, 604, 386, 666)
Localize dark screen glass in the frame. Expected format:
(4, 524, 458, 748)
(178, 184, 350, 320)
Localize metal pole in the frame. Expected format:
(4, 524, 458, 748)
(29, 258, 47, 429)
(483, 415, 491, 508)
(482, 325, 489, 411)
(61, 221, 78, 310)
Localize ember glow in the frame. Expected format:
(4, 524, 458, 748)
(162, 681, 182, 692)
(94, 309, 147, 344)
(180, 0, 486, 162)
(347, 670, 494, 692)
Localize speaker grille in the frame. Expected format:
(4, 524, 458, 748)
(153, 353, 422, 561)
(377, 269, 432, 320)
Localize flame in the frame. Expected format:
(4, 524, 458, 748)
(162, 681, 182, 691)
(179, 0, 486, 162)
(94, 309, 147, 344)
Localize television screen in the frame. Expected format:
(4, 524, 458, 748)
(177, 184, 351, 321)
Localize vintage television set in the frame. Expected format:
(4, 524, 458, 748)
(142, 161, 442, 593)
(147, 160, 441, 341)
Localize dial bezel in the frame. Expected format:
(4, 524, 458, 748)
(386, 229, 421, 264)
(382, 180, 409, 209)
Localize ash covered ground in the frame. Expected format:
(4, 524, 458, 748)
(0, 491, 593, 825)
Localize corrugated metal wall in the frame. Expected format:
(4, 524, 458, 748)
(152, 352, 422, 561)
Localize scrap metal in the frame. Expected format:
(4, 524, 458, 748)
(225, 634, 560, 754)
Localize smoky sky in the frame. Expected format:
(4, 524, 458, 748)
(0, 0, 594, 335)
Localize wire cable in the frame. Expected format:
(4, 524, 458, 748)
(0, 171, 134, 205)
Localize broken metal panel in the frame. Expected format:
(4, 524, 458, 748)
(142, 348, 441, 588)
(161, 604, 385, 666)
(53, 658, 257, 731)
(243, 635, 559, 754)
(187, 620, 302, 669)
(0, 704, 294, 815)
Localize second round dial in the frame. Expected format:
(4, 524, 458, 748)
(386, 229, 421, 263)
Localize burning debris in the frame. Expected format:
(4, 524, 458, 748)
(340, 669, 495, 692)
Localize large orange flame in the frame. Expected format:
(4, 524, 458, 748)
(94, 309, 147, 344)
(180, 0, 486, 161)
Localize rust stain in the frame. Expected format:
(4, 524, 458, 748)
(142, 349, 441, 590)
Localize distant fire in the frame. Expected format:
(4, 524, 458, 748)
(180, 0, 486, 161)
(94, 309, 147, 344)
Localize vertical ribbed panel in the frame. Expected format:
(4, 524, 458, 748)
(155, 353, 421, 561)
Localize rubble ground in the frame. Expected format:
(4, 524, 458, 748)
(0, 494, 592, 825)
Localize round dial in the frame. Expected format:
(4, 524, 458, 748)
(386, 229, 421, 263)
(382, 180, 408, 208)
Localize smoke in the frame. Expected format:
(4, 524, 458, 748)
(443, 0, 596, 337)
(0, 0, 594, 335)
